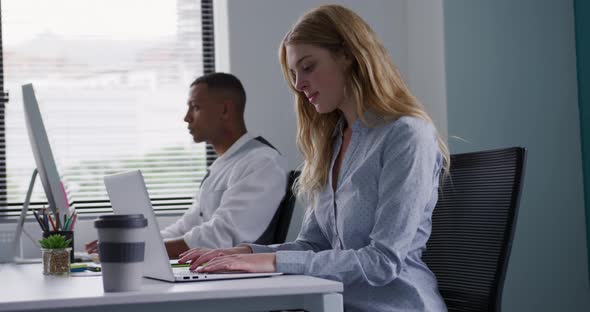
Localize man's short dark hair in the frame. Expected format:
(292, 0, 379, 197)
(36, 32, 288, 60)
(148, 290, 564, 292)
(191, 72, 246, 114)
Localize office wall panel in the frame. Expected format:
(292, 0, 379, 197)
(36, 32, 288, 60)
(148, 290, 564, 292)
(444, 0, 590, 311)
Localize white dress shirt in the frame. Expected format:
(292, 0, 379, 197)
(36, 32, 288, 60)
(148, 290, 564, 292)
(160, 133, 288, 248)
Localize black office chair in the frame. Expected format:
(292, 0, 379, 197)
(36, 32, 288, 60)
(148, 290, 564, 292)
(254, 170, 300, 245)
(422, 147, 527, 312)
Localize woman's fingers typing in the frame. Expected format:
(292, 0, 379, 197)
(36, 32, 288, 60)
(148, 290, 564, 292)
(187, 249, 227, 271)
(178, 246, 262, 271)
(194, 253, 276, 274)
(196, 256, 240, 273)
(178, 248, 210, 261)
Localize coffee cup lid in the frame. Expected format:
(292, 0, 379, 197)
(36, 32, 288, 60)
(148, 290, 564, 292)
(94, 214, 147, 229)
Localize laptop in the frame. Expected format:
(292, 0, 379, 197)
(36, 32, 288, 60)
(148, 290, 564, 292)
(103, 170, 282, 282)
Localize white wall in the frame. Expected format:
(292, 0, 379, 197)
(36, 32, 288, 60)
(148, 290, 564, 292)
(406, 0, 448, 140)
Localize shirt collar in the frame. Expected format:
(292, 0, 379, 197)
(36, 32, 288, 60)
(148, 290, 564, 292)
(331, 110, 388, 138)
(332, 115, 346, 138)
(209, 132, 253, 169)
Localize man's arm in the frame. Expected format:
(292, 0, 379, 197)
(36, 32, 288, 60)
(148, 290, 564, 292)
(160, 196, 202, 239)
(182, 155, 287, 249)
(165, 238, 190, 259)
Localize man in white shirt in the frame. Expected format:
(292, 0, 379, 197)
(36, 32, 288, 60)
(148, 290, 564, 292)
(86, 73, 287, 258)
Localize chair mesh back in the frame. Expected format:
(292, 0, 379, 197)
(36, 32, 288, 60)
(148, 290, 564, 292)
(422, 147, 526, 312)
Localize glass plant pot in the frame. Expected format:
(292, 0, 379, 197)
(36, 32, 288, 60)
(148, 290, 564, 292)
(41, 247, 71, 275)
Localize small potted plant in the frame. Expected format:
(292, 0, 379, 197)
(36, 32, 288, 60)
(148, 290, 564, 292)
(39, 234, 72, 275)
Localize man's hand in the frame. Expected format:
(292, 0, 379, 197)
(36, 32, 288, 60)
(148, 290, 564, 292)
(85, 240, 98, 254)
(164, 238, 190, 259)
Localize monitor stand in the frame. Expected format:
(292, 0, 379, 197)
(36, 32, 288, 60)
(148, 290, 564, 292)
(12, 169, 41, 263)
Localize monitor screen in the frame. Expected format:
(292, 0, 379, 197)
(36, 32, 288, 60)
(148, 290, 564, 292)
(21, 84, 70, 221)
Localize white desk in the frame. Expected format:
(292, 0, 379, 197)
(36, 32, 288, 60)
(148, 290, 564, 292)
(0, 263, 343, 312)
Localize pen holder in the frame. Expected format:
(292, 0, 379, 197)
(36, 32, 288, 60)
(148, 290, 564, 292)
(42, 231, 74, 263)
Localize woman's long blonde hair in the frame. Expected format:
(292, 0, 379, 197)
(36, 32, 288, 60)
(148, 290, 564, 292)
(279, 4, 450, 202)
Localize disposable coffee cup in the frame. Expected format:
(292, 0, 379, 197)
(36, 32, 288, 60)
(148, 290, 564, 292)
(94, 214, 147, 292)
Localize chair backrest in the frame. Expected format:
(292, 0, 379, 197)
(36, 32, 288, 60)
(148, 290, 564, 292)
(254, 170, 300, 245)
(422, 147, 527, 312)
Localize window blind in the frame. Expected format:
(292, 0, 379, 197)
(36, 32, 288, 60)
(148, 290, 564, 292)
(0, 0, 216, 217)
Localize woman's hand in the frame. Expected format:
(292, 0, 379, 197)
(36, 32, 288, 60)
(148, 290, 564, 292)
(195, 253, 276, 274)
(178, 245, 253, 271)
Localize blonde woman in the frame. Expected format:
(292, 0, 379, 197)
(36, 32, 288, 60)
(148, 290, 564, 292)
(179, 4, 449, 311)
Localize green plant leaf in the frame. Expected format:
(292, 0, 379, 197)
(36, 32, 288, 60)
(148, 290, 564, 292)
(38, 234, 71, 249)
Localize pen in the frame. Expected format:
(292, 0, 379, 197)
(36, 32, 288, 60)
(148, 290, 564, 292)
(32, 210, 47, 231)
(42, 207, 49, 231)
(70, 263, 87, 273)
(63, 213, 71, 231)
(86, 263, 101, 272)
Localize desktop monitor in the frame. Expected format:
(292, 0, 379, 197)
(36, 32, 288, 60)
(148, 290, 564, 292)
(21, 83, 69, 221)
(6, 84, 70, 262)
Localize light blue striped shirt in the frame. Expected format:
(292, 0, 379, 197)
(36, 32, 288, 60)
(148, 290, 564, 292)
(249, 114, 447, 312)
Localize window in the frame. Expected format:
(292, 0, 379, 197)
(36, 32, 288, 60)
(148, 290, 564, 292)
(0, 0, 215, 216)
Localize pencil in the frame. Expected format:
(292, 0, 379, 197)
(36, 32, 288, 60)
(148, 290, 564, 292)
(48, 214, 57, 232)
(56, 210, 61, 231)
(70, 212, 78, 231)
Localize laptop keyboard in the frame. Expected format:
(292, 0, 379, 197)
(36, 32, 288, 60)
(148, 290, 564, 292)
(173, 267, 204, 275)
